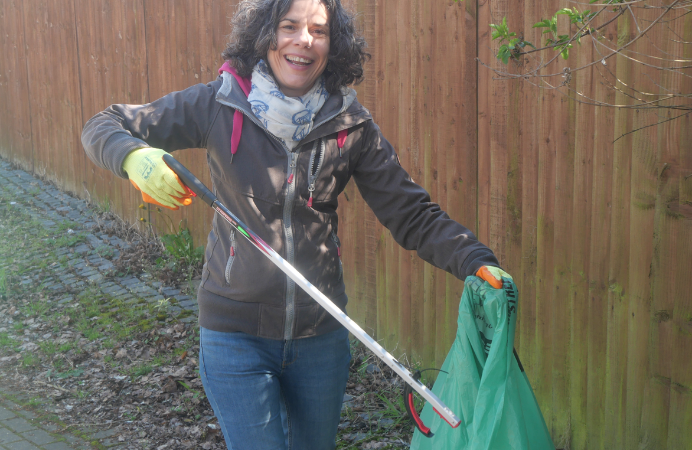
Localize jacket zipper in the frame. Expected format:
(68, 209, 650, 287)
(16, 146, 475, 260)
(224, 230, 237, 284)
(282, 151, 299, 339)
(306, 139, 325, 208)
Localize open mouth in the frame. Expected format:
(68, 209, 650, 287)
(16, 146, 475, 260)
(285, 55, 313, 66)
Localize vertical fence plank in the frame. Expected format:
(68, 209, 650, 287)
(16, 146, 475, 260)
(516, 0, 541, 398)
(439, 0, 472, 357)
(531, 0, 559, 435)
(667, 111, 692, 448)
(569, 39, 595, 450)
(625, 8, 661, 448)
(0, 0, 33, 169)
(602, 14, 635, 450)
(586, 56, 615, 450)
(667, 16, 692, 445)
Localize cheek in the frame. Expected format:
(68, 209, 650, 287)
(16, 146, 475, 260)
(267, 49, 280, 72)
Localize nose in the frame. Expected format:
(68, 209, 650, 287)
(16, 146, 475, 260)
(295, 25, 313, 48)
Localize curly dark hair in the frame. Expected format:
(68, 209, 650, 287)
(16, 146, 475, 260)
(222, 0, 370, 94)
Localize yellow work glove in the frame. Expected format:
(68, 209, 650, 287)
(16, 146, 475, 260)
(122, 148, 193, 211)
(476, 266, 513, 290)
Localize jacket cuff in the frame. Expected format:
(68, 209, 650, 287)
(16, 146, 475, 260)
(103, 133, 150, 179)
(462, 249, 501, 279)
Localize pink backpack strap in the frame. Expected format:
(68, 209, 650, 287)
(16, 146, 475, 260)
(219, 62, 251, 163)
(337, 129, 348, 157)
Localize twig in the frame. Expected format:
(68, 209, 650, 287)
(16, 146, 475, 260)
(487, 0, 683, 80)
(613, 110, 692, 143)
(34, 380, 72, 393)
(628, 4, 642, 33)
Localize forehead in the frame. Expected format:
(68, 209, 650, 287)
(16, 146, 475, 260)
(281, 0, 329, 23)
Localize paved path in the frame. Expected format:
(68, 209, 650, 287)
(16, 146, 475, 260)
(0, 159, 199, 320)
(0, 396, 99, 450)
(0, 158, 201, 448)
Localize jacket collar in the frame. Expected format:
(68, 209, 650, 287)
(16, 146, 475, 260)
(216, 73, 372, 146)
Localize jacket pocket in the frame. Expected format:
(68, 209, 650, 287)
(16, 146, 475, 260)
(330, 231, 343, 281)
(224, 230, 237, 285)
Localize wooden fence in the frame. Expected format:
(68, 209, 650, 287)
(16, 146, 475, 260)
(0, 1, 690, 448)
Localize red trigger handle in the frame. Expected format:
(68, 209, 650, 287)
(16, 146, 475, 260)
(403, 370, 434, 438)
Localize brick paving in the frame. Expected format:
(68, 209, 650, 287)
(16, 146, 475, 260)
(0, 158, 201, 447)
(0, 397, 94, 450)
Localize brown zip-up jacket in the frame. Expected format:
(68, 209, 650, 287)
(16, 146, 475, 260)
(82, 72, 500, 340)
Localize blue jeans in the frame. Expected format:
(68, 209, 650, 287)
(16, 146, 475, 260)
(199, 327, 351, 450)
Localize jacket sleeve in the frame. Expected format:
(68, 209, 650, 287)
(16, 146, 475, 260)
(81, 80, 222, 179)
(352, 121, 499, 280)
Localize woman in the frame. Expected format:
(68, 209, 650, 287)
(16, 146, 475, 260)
(82, 0, 512, 448)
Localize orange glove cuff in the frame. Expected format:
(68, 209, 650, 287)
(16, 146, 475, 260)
(130, 179, 193, 211)
(476, 266, 503, 289)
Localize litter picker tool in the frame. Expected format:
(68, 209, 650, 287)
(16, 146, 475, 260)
(163, 154, 461, 432)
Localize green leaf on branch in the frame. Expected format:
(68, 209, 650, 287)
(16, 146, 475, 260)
(497, 45, 511, 64)
(490, 17, 516, 42)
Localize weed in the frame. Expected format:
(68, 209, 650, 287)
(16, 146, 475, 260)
(94, 245, 115, 258)
(76, 319, 102, 341)
(57, 220, 80, 232)
(48, 233, 86, 248)
(158, 222, 203, 269)
(0, 268, 6, 294)
(0, 332, 19, 351)
(23, 300, 50, 318)
(75, 390, 88, 399)
(54, 368, 84, 379)
(26, 397, 44, 407)
(376, 393, 407, 427)
(22, 353, 40, 367)
(38, 341, 58, 355)
(129, 363, 154, 378)
(97, 196, 111, 213)
(59, 342, 76, 353)
(52, 359, 65, 371)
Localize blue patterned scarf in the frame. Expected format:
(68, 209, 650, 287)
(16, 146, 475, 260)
(247, 60, 329, 150)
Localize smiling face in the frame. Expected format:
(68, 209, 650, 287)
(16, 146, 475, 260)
(266, 0, 330, 98)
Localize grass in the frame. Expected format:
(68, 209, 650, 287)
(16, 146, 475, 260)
(22, 353, 40, 367)
(48, 233, 86, 248)
(0, 333, 19, 351)
(0, 268, 6, 295)
(93, 245, 115, 258)
(23, 300, 50, 318)
(128, 362, 154, 378)
(56, 220, 80, 233)
(38, 341, 59, 355)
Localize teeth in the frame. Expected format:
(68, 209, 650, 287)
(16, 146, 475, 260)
(286, 55, 313, 64)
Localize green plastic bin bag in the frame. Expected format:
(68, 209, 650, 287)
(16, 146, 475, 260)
(410, 276, 554, 450)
